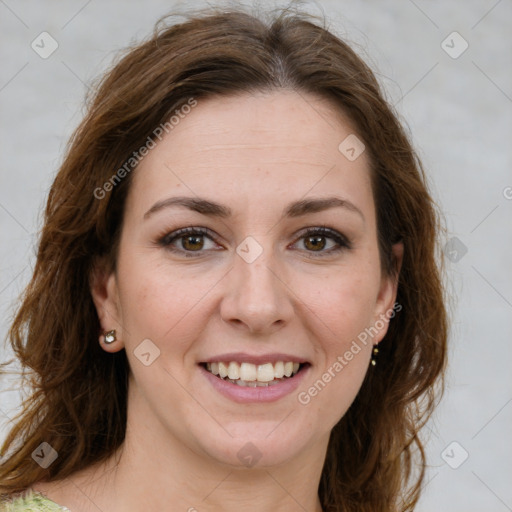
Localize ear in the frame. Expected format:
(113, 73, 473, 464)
(373, 242, 404, 343)
(90, 258, 125, 353)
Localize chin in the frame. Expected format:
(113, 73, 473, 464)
(196, 422, 317, 470)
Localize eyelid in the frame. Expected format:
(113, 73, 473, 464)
(294, 226, 351, 246)
(157, 226, 222, 258)
(157, 225, 352, 257)
(158, 226, 216, 246)
(290, 226, 352, 256)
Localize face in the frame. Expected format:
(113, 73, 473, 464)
(91, 90, 402, 469)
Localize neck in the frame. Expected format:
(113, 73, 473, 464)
(106, 427, 327, 511)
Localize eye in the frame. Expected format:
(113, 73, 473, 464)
(292, 226, 351, 257)
(158, 227, 221, 258)
(157, 225, 351, 259)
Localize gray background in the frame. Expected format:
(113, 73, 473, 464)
(1, 1, 511, 510)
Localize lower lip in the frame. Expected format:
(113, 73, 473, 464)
(199, 364, 310, 403)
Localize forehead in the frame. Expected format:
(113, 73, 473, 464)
(127, 90, 374, 221)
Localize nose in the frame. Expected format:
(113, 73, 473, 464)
(219, 242, 294, 335)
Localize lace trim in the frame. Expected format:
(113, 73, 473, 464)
(1, 488, 71, 511)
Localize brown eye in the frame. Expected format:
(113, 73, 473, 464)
(181, 234, 205, 251)
(158, 227, 220, 258)
(293, 227, 351, 257)
(303, 235, 327, 252)
(158, 226, 350, 259)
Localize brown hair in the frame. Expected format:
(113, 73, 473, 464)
(0, 6, 448, 511)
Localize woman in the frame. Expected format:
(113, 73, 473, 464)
(0, 6, 447, 512)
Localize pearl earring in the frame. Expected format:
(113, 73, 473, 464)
(103, 330, 117, 344)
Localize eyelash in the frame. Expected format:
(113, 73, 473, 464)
(157, 226, 352, 259)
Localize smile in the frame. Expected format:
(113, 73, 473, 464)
(203, 361, 305, 387)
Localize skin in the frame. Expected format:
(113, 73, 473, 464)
(33, 90, 402, 512)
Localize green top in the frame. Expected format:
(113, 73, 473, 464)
(1, 489, 70, 511)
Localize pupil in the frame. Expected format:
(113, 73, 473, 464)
(183, 235, 203, 250)
(306, 236, 325, 251)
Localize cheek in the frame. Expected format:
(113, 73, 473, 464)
(116, 255, 223, 350)
(294, 259, 380, 410)
(297, 293, 375, 426)
(301, 260, 381, 349)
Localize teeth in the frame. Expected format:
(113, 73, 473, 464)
(257, 363, 275, 382)
(218, 362, 228, 378)
(240, 362, 257, 381)
(274, 361, 284, 378)
(205, 360, 303, 384)
(227, 361, 240, 380)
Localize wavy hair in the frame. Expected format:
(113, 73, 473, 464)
(0, 6, 448, 511)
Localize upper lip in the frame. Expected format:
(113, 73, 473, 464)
(200, 353, 310, 365)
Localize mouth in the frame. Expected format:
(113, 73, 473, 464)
(200, 361, 310, 387)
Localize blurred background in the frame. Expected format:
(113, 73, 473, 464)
(0, 1, 511, 510)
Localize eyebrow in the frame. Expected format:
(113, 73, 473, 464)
(143, 195, 365, 221)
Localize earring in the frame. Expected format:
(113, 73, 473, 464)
(103, 330, 117, 344)
(370, 344, 379, 366)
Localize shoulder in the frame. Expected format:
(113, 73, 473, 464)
(0, 488, 71, 512)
